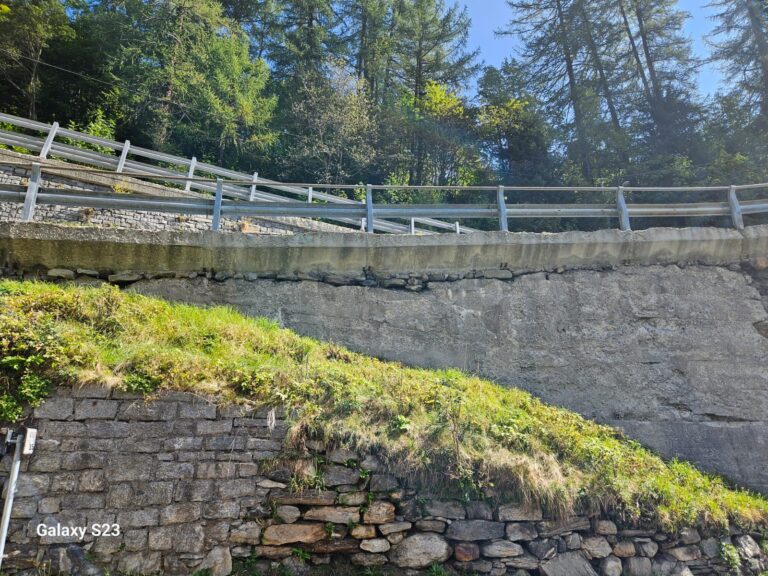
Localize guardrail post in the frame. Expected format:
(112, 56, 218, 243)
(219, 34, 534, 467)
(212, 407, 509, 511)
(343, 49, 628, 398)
(497, 185, 508, 232)
(307, 187, 313, 204)
(410, 218, 416, 235)
(249, 172, 259, 202)
(21, 163, 42, 222)
(116, 140, 130, 173)
(728, 185, 744, 230)
(366, 184, 374, 233)
(38, 122, 59, 160)
(616, 185, 631, 231)
(211, 178, 223, 231)
(455, 221, 461, 235)
(184, 156, 197, 192)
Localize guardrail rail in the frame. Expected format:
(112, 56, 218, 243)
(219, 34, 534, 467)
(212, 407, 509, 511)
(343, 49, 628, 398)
(0, 112, 767, 234)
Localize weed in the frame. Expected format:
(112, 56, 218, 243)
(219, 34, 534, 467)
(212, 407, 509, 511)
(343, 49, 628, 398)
(720, 542, 741, 570)
(291, 548, 310, 562)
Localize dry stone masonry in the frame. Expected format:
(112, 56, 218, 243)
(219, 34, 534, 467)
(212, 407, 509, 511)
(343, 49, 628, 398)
(1, 389, 766, 575)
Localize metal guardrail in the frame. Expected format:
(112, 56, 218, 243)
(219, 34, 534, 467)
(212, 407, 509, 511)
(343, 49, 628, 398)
(1, 161, 767, 233)
(0, 112, 767, 234)
(0, 112, 480, 234)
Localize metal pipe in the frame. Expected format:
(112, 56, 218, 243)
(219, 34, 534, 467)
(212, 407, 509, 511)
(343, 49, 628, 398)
(0, 431, 24, 570)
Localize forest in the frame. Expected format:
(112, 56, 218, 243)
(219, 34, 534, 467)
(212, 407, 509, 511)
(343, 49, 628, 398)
(0, 0, 766, 193)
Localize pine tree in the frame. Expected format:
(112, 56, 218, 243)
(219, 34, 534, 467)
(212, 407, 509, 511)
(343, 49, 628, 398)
(708, 0, 768, 119)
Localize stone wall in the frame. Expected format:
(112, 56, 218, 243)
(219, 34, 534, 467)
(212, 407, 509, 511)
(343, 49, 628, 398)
(0, 150, 352, 236)
(0, 222, 767, 495)
(3, 388, 766, 576)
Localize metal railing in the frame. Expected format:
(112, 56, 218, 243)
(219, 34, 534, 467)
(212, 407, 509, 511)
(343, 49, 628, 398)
(0, 112, 767, 234)
(0, 112, 478, 234)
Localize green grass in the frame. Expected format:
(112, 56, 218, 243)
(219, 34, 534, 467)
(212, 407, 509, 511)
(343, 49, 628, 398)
(1, 280, 767, 532)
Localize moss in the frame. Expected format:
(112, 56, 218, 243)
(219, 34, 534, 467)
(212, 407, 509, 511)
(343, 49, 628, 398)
(1, 280, 767, 532)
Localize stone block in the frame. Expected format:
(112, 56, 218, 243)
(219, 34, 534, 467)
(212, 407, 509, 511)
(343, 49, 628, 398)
(328, 447, 358, 464)
(600, 556, 622, 576)
(85, 421, 129, 438)
(261, 523, 327, 546)
(454, 541, 481, 562)
(351, 525, 377, 539)
(303, 506, 360, 524)
(34, 397, 74, 419)
(105, 454, 153, 481)
(78, 470, 106, 492)
(217, 478, 256, 499)
(197, 419, 234, 435)
(155, 462, 195, 480)
(445, 520, 505, 541)
(612, 540, 636, 558)
(124, 529, 148, 551)
(482, 540, 524, 558)
(466, 501, 493, 520)
(362, 501, 396, 524)
(389, 533, 452, 569)
(61, 452, 106, 470)
(528, 538, 558, 560)
(666, 546, 702, 562)
(623, 556, 653, 576)
(116, 508, 160, 528)
(179, 402, 217, 419)
(360, 538, 391, 553)
(203, 501, 240, 519)
(133, 482, 175, 506)
(173, 524, 205, 553)
(160, 502, 202, 525)
(29, 453, 62, 473)
(678, 527, 701, 545)
(74, 399, 119, 419)
(540, 552, 598, 576)
(205, 436, 246, 450)
(582, 536, 613, 559)
(173, 480, 214, 502)
(163, 436, 203, 451)
(379, 521, 412, 536)
(149, 526, 175, 551)
(425, 500, 466, 519)
(415, 519, 447, 533)
(506, 522, 538, 541)
(119, 401, 177, 421)
(596, 520, 618, 535)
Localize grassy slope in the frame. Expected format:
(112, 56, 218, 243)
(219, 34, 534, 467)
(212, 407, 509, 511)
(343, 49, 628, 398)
(0, 280, 766, 533)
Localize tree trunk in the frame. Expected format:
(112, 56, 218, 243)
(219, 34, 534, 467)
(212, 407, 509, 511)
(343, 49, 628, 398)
(579, 3, 622, 133)
(619, 0, 658, 126)
(556, 0, 591, 179)
(632, 0, 662, 102)
(745, 0, 768, 116)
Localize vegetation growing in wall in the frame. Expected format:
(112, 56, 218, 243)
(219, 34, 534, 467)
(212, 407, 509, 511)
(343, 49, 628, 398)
(1, 280, 767, 533)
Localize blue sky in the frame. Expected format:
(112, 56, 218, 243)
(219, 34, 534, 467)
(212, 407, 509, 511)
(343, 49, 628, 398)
(463, 0, 723, 96)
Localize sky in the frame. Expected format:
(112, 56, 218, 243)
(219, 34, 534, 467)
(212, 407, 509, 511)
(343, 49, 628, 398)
(463, 0, 724, 96)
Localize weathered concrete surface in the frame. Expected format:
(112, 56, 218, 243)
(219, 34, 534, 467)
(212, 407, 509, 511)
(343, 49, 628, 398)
(0, 221, 766, 277)
(133, 265, 768, 493)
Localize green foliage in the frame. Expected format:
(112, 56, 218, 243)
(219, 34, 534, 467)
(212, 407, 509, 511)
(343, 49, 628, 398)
(425, 565, 450, 576)
(291, 547, 311, 562)
(2, 280, 768, 532)
(720, 541, 741, 570)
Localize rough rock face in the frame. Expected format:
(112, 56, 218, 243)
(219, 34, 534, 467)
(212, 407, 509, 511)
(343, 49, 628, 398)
(388, 533, 453, 568)
(135, 264, 768, 492)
